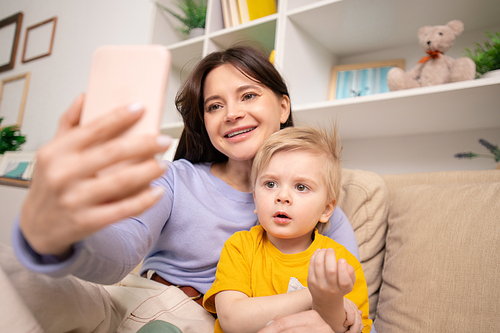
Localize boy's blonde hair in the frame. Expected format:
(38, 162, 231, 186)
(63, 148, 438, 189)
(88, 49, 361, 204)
(251, 125, 342, 234)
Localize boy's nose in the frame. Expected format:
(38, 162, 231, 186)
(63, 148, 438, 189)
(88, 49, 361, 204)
(276, 190, 291, 204)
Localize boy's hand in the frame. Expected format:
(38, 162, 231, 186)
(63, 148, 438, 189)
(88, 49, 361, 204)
(308, 248, 356, 304)
(307, 248, 356, 333)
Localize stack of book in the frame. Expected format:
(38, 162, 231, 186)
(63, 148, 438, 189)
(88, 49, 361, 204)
(221, 0, 277, 28)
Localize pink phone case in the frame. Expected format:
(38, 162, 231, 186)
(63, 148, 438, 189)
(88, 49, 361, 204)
(81, 45, 171, 137)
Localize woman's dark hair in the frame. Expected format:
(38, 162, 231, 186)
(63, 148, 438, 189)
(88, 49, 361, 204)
(173, 45, 294, 163)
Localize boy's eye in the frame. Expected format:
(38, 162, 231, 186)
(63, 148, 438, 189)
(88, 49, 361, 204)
(265, 181, 277, 189)
(296, 184, 308, 192)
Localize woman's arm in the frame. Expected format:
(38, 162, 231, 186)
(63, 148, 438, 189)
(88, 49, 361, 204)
(215, 289, 312, 333)
(325, 207, 360, 260)
(257, 306, 364, 333)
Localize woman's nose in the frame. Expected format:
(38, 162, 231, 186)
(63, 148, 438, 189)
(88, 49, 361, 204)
(224, 104, 245, 122)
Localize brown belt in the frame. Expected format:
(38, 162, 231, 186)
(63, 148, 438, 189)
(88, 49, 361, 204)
(142, 272, 204, 306)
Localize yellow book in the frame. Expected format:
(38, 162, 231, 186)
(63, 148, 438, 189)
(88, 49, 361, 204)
(247, 0, 277, 21)
(269, 49, 275, 64)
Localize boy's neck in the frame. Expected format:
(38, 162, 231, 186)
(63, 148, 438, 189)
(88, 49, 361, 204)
(266, 230, 315, 254)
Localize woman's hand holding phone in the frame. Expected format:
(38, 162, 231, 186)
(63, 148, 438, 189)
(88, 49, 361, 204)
(19, 95, 171, 256)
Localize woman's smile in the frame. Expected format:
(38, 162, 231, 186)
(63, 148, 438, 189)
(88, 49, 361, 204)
(224, 126, 257, 139)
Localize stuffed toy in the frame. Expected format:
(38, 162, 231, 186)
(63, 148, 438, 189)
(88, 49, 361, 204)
(387, 20, 475, 91)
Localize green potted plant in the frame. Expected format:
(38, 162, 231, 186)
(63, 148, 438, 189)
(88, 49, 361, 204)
(0, 117, 26, 155)
(466, 31, 500, 78)
(154, 0, 207, 38)
(455, 138, 500, 169)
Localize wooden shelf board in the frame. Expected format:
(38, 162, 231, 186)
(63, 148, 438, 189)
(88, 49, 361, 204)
(0, 177, 30, 188)
(293, 77, 500, 140)
(288, 0, 500, 57)
(161, 122, 184, 138)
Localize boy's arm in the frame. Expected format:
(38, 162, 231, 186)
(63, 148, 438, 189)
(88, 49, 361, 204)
(308, 249, 356, 333)
(215, 288, 312, 333)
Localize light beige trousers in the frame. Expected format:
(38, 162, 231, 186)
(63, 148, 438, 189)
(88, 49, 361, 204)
(0, 244, 215, 333)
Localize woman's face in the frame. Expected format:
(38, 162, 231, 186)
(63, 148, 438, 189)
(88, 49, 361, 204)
(203, 64, 290, 162)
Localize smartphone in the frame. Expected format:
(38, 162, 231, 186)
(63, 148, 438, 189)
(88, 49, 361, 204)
(80, 45, 171, 137)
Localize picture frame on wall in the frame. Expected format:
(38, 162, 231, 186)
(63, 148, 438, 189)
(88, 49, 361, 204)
(329, 59, 405, 100)
(0, 12, 24, 73)
(0, 151, 36, 181)
(22, 16, 57, 63)
(0, 72, 31, 129)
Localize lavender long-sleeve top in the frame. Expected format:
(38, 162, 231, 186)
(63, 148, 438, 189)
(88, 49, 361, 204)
(13, 159, 359, 294)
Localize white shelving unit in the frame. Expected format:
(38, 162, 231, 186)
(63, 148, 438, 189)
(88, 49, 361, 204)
(151, 0, 500, 140)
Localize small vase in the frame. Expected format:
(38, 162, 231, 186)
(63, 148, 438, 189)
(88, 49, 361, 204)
(482, 69, 500, 79)
(189, 28, 205, 39)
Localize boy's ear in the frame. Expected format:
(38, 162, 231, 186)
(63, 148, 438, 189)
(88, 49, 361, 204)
(319, 199, 336, 223)
(279, 95, 291, 124)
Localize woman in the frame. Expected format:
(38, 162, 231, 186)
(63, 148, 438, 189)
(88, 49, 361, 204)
(8, 46, 363, 332)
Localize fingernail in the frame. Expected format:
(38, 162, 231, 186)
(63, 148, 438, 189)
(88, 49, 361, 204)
(128, 102, 143, 113)
(266, 320, 274, 326)
(157, 135, 172, 147)
(151, 186, 164, 198)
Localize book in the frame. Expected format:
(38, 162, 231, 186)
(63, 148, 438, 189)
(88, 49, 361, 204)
(269, 49, 275, 64)
(247, 0, 277, 21)
(237, 0, 250, 24)
(228, 0, 241, 27)
(221, 0, 232, 28)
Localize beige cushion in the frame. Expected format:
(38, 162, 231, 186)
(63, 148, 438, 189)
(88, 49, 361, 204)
(374, 181, 500, 332)
(338, 169, 389, 320)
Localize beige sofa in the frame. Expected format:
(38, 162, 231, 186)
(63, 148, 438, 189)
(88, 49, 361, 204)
(338, 169, 500, 332)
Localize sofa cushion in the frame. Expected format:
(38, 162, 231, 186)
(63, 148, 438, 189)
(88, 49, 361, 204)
(374, 181, 500, 332)
(338, 169, 389, 320)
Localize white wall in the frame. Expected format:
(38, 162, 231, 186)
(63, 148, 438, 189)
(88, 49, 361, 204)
(342, 128, 500, 175)
(0, 0, 156, 245)
(1, 0, 155, 150)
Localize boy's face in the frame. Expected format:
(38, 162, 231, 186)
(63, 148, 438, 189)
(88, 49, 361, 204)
(253, 149, 336, 252)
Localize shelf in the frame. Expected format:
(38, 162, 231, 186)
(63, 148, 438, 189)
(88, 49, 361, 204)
(287, 0, 500, 57)
(0, 177, 29, 188)
(208, 17, 277, 53)
(292, 77, 500, 140)
(153, 0, 500, 144)
(161, 122, 184, 138)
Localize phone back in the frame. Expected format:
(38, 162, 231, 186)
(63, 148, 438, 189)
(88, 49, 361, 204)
(81, 45, 171, 137)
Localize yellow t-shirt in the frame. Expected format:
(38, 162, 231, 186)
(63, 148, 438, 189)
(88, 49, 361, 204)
(204, 225, 372, 333)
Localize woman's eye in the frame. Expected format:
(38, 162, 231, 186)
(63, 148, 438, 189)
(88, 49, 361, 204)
(265, 181, 276, 189)
(207, 104, 222, 112)
(296, 184, 308, 192)
(242, 93, 257, 101)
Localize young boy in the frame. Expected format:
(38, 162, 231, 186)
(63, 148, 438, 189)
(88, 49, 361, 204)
(203, 126, 372, 333)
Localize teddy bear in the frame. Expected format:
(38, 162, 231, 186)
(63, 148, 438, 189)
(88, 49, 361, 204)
(387, 20, 476, 91)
